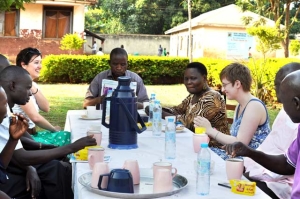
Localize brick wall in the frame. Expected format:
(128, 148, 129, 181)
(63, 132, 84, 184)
(0, 29, 83, 63)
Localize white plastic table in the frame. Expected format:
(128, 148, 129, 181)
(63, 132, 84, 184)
(65, 110, 271, 199)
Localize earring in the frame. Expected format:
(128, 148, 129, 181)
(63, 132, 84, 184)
(203, 84, 208, 90)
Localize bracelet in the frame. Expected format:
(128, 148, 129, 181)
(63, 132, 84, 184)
(39, 142, 42, 149)
(214, 132, 220, 140)
(32, 88, 39, 95)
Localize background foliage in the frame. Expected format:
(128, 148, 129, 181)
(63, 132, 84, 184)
(40, 55, 300, 104)
(86, 0, 235, 34)
(60, 33, 85, 54)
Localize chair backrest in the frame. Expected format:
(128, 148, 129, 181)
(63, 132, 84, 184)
(226, 104, 236, 124)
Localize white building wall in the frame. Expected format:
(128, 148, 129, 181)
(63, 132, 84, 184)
(21, 4, 43, 30)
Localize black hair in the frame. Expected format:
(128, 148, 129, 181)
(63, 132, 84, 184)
(16, 47, 42, 67)
(0, 65, 30, 87)
(99, 47, 102, 51)
(186, 62, 208, 76)
(110, 48, 128, 60)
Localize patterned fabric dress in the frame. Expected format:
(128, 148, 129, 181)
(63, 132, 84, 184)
(210, 98, 271, 160)
(164, 90, 230, 148)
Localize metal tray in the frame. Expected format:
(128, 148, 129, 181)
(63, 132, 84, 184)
(78, 168, 188, 198)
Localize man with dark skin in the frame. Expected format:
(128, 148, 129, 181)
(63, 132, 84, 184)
(0, 87, 29, 199)
(224, 68, 300, 199)
(0, 66, 97, 198)
(83, 48, 149, 110)
(0, 54, 10, 72)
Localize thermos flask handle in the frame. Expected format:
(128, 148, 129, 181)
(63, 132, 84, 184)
(101, 96, 110, 128)
(119, 98, 146, 134)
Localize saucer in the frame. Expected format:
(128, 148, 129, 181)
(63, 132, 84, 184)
(80, 115, 101, 120)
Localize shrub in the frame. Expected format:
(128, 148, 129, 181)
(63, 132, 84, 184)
(40, 55, 300, 104)
(60, 34, 85, 54)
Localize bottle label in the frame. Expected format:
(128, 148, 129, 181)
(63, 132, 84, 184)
(198, 160, 210, 174)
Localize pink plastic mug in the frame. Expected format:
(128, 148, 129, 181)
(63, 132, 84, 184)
(226, 158, 244, 180)
(91, 162, 109, 189)
(88, 147, 105, 170)
(153, 162, 177, 178)
(123, 159, 140, 185)
(193, 133, 210, 153)
(153, 168, 173, 193)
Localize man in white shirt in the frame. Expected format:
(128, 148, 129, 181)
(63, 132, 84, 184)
(97, 47, 104, 56)
(0, 66, 97, 198)
(89, 41, 97, 54)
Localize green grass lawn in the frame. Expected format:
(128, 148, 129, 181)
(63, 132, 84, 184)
(38, 84, 279, 129)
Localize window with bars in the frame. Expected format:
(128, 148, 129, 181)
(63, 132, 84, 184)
(43, 7, 73, 38)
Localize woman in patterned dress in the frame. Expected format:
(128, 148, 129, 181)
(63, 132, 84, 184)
(163, 62, 230, 149)
(194, 63, 271, 160)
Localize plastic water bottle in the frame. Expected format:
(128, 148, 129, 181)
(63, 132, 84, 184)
(196, 143, 210, 195)
(149, 93, 156, 124)
(165, 118, 176, 159)
(152, 100, 162, 136)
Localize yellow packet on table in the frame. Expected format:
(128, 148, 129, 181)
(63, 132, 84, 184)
(195, 127, 206, 134)
(230, 179, 256, 196)
(74, 146, 102, 161)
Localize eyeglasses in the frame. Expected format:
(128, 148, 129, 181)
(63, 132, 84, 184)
(221, 82, 231, 88)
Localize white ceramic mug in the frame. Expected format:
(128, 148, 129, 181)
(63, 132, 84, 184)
(153, 168, 173, 193)
(226, 158, 244, 180)
(123, 159, 140, 185)
(153, 162, 177, 178)
(91, 162, 109, 189)
(87, 106, 98, 118)
(88, 147, 105, 170)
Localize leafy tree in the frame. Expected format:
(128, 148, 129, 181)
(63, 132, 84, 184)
(237, 0, 300, 57)
(85, 9, 106, 33)
(60, 33, 85, 54)
(290, 39, 300, 56)
(0, 0, 34, 11)
(87, 0, 235, 34)
(245, 20, 283, 102)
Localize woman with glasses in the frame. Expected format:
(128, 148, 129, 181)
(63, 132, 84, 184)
(13, 47, 71, 149)
(194, 62, 271, 160)
(162, 62, 230, 149)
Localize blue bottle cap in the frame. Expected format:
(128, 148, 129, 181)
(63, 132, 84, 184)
(151, 93, 156, 97)
(167, 118, 174, 122)
(200, 143, 208, 148)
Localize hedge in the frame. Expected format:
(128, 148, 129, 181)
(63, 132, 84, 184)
(40, 55, 300, 104)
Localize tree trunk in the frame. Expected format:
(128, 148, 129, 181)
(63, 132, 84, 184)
(188, 0, 192, 63)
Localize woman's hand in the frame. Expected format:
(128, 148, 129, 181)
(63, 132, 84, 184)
(193, 116, 213, 134)
(53, 126, 61, 132)
(9, 114, 29, 140)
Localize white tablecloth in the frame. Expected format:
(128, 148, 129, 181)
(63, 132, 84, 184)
(65, 110, 271, 199)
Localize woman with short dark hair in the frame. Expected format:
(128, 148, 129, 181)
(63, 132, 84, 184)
(163, 62, 230, 149)
(194, 62, 271, 160)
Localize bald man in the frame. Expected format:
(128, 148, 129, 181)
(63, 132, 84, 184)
(244, 62, 300, 198)
(223, 69, 300, 199)
(0, 54, 10, 72)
